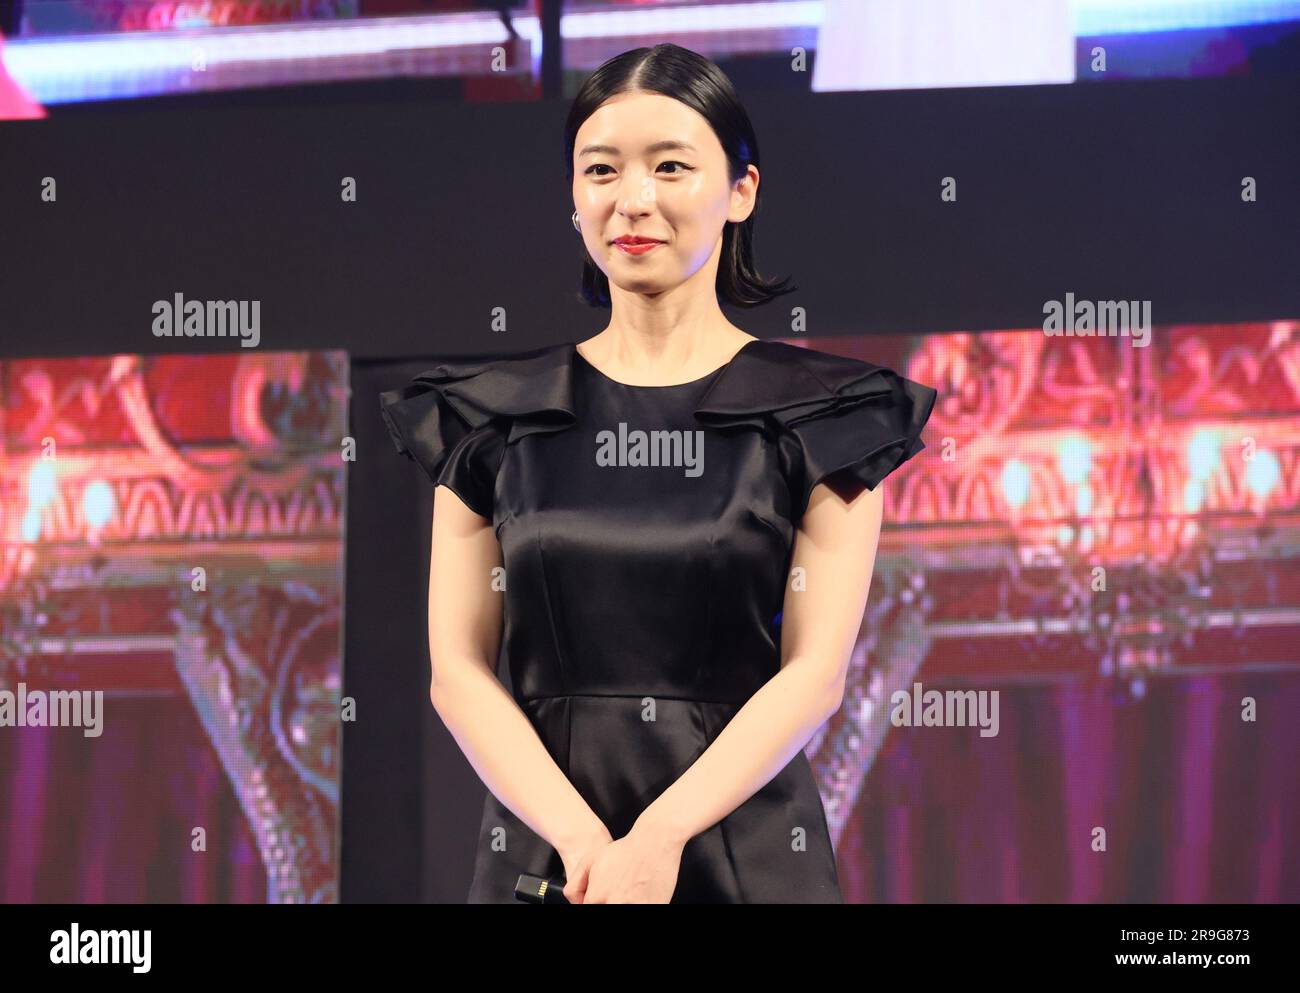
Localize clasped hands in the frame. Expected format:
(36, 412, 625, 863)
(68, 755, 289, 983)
(560, 817, 684, 904)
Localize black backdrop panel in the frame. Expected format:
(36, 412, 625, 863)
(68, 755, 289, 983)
(1, 74, 1297, 362)
(344, 357, 509, 903)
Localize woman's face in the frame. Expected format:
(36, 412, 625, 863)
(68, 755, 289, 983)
(572, 90, 757, 297)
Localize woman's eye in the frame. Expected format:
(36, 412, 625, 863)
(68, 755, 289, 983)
(583, 162, 691, 177)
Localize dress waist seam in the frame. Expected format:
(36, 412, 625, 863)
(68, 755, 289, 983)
(520, 692, 745, 706)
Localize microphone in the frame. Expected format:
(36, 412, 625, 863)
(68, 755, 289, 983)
(514, 873, 571, 904)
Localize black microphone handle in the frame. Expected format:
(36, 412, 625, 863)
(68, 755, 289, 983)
(514, 873, 571, 904)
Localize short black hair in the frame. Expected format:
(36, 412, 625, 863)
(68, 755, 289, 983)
(564, 43, 796, 310)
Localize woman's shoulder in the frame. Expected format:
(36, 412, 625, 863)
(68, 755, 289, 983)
(697, 338, 936, 426)
(387, 340, 570, 393)
(378, 342, 578, 496)
(381, 342, 575, 430)
(699, 338, 939, 513)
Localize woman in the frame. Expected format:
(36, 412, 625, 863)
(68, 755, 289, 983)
(380, 43, 937, 904)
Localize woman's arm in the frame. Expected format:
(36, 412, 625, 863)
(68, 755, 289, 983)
(631, 475, 884, 849)
(426, 485, 611, 873)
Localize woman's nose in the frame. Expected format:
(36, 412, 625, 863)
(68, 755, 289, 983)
(617, 171, 656, 214)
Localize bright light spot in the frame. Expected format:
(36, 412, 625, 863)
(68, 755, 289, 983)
(1183, 478, 1205, 513)
(28, 461, 58, 509)
(1001, 460, 1031, 509)
(1245, 450, 1281, 499)
(21, 508, 42, 542)
(1076, 483, 1093, 517)
(1187, 428, 1221, 482)
(83, 480, 116, 528)
(1057, 434, 1091, 485)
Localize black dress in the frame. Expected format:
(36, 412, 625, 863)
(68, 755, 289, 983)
(380, 338, 937, 903)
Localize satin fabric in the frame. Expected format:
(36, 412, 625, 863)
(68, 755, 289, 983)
(380, 339, 937, 903)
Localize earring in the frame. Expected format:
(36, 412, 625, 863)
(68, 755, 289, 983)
(572, 210, 580, 232)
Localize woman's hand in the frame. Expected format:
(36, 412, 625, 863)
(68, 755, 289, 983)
(558, 821, 614, 904)
(579, 822, 684, 904)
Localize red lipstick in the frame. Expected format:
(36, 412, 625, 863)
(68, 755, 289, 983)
(612, 235, 664, 256)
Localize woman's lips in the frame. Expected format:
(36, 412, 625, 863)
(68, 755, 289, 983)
(614, 240, 663, 256)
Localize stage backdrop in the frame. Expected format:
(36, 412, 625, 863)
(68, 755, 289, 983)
(0, 350, 346, 902)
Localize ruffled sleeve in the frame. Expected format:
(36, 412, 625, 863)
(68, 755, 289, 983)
(694, 340, 938, 524)
(379, 372, 505, 519)
(777, 364, 937, 518)
(378, 346, 578, 519)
